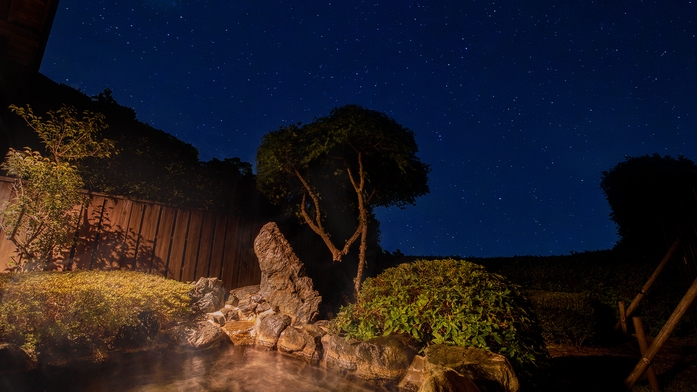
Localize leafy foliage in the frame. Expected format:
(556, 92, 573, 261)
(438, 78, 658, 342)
(330, 258, 548, 370)
(8, 104, 115, 164)
(0, 104, 115, 271)
(0, 270, 192, 353)
(257, 105, 430, 295)
(0, 149, 83, 270)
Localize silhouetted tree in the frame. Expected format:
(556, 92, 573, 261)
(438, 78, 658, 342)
(600, 154, 697, 259)
(256, 104, 430, 296)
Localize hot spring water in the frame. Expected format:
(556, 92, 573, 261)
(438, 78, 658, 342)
(3, 345, 376, 392)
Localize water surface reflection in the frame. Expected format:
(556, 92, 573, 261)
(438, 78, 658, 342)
(4, 345, 376, 392)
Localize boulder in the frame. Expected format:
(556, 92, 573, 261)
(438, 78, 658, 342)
(321, 333, 360, 372)
(254, 222, 322, 325)
(227, 284, 260, 306)
(423, 345, 519, 392)
(206, 311, 227, 326)
(0, 343, 37, 374)
(322, 333, 419, 386)
(354, 335, 418, 386)
(419, 369, 481, 392)
(168, 320, 226, 350)
(222, 320, 257, 346)
(256, 313, 291, 349)
(278, 325, 324, 365)
(191, 277, 227, 313)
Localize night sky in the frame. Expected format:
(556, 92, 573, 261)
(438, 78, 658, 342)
(39, 1, 697, 258)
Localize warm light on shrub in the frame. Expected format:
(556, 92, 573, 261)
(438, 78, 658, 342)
(0, 270, 192, 352)
(330, 258, 548, 370)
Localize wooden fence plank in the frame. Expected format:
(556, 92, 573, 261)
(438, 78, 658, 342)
(0, 176, 263, 286)
(234, 223, 251, 288)
(194, 212, 216, 280)
(165, 210, 189, 281)
(120, 202, 145, 270)
(208, 214, 228, 280)
(92, 198, 132, 270)
(221, 215, 240, 289)
(181, 210, 203, 283)
(135, 204, 160, 273)
(72, 195, 107, 270)
(152, 206, 177, 276)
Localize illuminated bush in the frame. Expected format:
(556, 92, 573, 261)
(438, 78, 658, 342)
(0, 270, 192, 353)
(330, 258, 548, 370)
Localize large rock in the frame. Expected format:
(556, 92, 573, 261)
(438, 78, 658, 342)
(256, 313, 291, 349)
(321, 333, 361, 372)
(168, 320, 226, 350)
(222, 320, 257, 346)
(419, 369, 481, 392)
(0, 343, 37, 374)
(191, 277, 227, 313)
(322, 333, 419, 387)
(355, 335, 418, 386)
(423, 345, 519, 392)
(278, 325, 324, 365)
(254, 222, 322, 325)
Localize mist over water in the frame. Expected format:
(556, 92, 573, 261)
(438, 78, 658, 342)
(4, 345, 375, 392)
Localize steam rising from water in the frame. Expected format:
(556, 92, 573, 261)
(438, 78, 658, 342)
(12, 345, 375, 392)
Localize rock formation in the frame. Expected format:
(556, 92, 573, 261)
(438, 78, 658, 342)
(254, 222, 322, 325)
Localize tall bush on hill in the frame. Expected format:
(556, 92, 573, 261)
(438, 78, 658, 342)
(0, 104, 115, 271)
(601, 154, 697, 259)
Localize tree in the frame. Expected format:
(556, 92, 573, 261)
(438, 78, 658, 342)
(600, 154, 697, 259)
(0, 104, 115, 271)
(256, 104, 430, 296)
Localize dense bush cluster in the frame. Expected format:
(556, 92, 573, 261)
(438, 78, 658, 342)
(0, 270, 193, 353)
(330, 258, 548, 370)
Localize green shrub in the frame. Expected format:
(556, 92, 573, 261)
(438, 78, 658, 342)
(0, 270, 192, 352)
(330, 258, 548, 371)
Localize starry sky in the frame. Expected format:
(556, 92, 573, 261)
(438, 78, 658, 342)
(39, 1, 697, 258)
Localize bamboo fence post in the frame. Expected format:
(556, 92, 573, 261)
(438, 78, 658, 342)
(619, 301, 628, 335)
(632, 317, 661, 392)
(625, 276, 697, 389)
(615, 238, 681, 330)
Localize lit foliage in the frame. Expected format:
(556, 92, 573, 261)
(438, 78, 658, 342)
(330, 258, 548, 370)
(256, 105, 430, 295)
(0, 104, 115, 271)
(0, 270, 192, 352)
(1, 149, 83, 271)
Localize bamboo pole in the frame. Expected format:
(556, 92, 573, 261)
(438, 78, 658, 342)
(625, 276, 697, 388)
(615, 238, 681, 330)
(619, 301, 628, 335)
(632, 317, 660, 392)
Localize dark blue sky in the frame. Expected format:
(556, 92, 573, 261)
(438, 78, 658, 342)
(40, 1, 697, 257)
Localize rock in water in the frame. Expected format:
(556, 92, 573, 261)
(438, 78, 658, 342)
(254, 222, 321, 325)
(423, 345, 519, 392)
(256, 313, 292, 349)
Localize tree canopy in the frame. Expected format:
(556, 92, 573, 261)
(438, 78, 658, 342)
(600, 154, 697, 258)
(256, 104, 430, 295)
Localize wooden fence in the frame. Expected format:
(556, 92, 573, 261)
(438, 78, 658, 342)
(0, 176, 264, 290)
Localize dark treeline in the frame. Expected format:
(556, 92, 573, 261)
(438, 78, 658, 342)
(1, 74, 271, 218)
